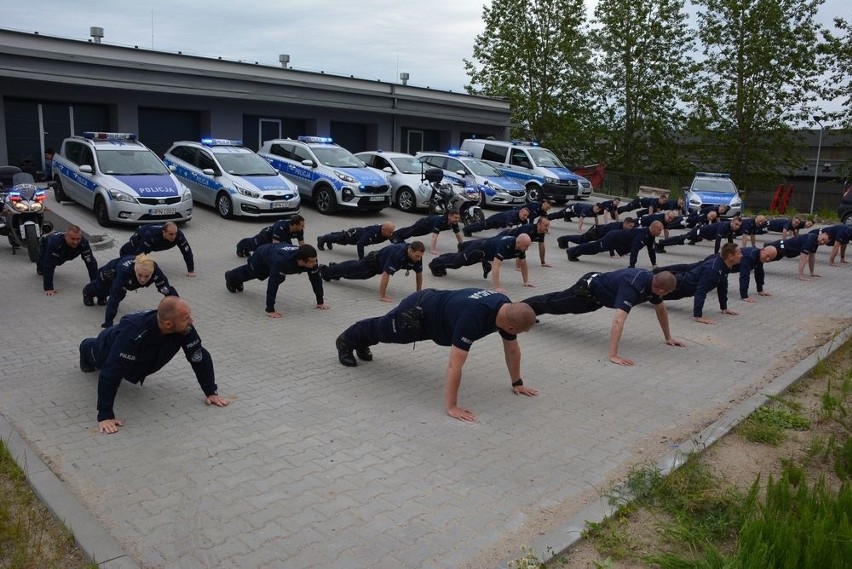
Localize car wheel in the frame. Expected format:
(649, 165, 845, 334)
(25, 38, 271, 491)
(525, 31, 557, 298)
(397, 188, 417, 212)
(314, 186, 337, 214)
(525, 184, 540, 203)
(94, 196, 111, 227)
(216, 192, 234, 219)
(52, 176, 68, 202)
(843, 212, 852, 226)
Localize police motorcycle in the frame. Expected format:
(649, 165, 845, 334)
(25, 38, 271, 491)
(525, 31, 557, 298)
(422, 168, 485, 227)
(0, 170, 54, 262)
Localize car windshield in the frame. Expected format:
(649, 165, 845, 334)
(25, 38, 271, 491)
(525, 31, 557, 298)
(390, 157, 423, 174)
(312, 147, 364, 168)
(97, 149, 170, 175)
(462, 158, 501, 176)
(693, 178, 737, 193)
(214, 151, 278, 176)
(527, 148, 565, 168)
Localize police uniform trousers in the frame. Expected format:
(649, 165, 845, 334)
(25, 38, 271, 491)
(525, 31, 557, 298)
(326, 253, 380, 280)
(429, 244, 487, 271)
(341, 290, 433, 348)
(83, 272, 114, 300)
(522, 273, 604, 316)
(391, 218, 431, 242)
(230, 259, 271, 284)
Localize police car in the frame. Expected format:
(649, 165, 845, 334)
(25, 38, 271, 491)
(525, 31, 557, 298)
(684, 172, 743, 216)
(354, 150, 433, 212)
(52, 132, 192, 226)
(258, 136, 391, 214)
(415, 150, 527, 208)
(163, 139, 300, 219)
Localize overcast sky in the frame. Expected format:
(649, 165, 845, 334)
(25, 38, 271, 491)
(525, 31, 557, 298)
(3, 0, 848, 95)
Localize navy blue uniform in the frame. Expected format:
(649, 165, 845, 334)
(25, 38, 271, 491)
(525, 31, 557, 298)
(736, 217, 765, 237)
(324, 243, 422, 281)
(657, 198, 683, 212)
(37, 232, 98, 291)
(524, 201, 550, 219)
(768, 233, 820, 259)
(79, 310, 217, 422)
(228, 244, 324, 313)
(523, 268, 663, 316)
(810, 224, 851, 246)
(498, 223, 546, 244)
(668, 210, 715, 230)
(734, 246, 767, 299)
(430, 235, 524, 273)
(547, 202, 598, 222)
(83, 256, 178, 328)
(463, 209, 526, 235)
(597, 199, 620, 216)
(617, 196, 660, 214)
(658, 220, 736, 253)
(557, 221, 625, 247)
(236, 219, 305, 257)
(340, 288, 516, 351)
(763, 217, 808, 236)
(639, 212, 667, 227)
(118, 224, 194, 272)
(656, 255, 729, 317)
(318, 224, 388, 259)
(569, 227, 657, 267)
(392, 214, 460, 243)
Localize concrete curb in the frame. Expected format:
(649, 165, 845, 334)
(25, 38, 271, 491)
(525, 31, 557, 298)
(45, 199, 116, 251)
(500, 323, 852, 568)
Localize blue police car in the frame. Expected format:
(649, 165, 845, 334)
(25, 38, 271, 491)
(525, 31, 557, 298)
(684, 172, 743, 216)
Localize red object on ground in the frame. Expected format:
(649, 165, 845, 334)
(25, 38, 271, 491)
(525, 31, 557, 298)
(573, 162, 606, 190)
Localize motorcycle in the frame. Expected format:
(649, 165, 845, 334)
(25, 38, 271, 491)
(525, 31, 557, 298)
(0, 172, 54, 262)
(421, 168, 485, 227)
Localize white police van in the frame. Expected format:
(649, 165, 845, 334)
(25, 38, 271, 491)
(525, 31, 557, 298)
(52, 132, 192, 227)
(164, 139, 300, 219)
(258, 136, 391, 214)
(684, 172, 743, 216)
(459, 139, 592, 203)
(415, 150, 527, 208)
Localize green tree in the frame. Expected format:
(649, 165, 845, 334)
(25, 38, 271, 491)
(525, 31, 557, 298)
(689, 0, 825, 192)
(819, 17, 852, 142)
(464, 0, 595, 162)
(592, 0, 696, 193)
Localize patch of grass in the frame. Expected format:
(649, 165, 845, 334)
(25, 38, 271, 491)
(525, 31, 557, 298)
(0, 440, 97, 569)
(582, 511, 638, 561)
(736, 402, 811, 446)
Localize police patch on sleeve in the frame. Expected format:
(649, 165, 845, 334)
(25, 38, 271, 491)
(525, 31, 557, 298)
(190, 349, 204, 363)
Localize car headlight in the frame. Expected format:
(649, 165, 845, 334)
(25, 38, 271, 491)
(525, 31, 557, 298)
(107, 188, 138, 203)
(689, 196, 702, 205)
(544, 176, 559, 184)
(730, 196, 742, 207)
(334, 170, 357, 184)
(181, 184, 193, 201)
(235, 185, 259, 199)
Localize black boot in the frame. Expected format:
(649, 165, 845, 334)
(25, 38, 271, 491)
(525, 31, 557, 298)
(336, 335, 357, 367)
(79, 342, 95, 373)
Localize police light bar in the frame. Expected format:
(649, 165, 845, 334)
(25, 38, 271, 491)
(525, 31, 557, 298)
(510, 140, 540, 147)
(298, 136, 333, 144)
(448, 150, 473, 157)
(83, 132, 138, 141)
(695, 172, 731, 178)
(201, 138, 243, 146)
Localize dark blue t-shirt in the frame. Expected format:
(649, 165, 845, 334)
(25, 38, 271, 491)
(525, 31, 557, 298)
(589, 268, 663, 312)
(419, 288, 515, 350)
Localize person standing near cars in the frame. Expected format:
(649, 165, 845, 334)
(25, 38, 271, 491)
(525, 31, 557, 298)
(78, 296, 230, 434)
(316, 222, 396, 259)
(320, 241, 424, 303)
(225, 243, 327, 318)
(118, 221, 196, 277)
(37, 224, 99, 296)
(235, 215, 305, 257)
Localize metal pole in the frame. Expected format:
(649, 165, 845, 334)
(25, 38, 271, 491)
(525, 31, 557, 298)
(809, 118, 823, 215)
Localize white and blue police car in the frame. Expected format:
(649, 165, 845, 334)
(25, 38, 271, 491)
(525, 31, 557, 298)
(52, 132, 192, 227)
(684, 172, 743, 216)
(164, 139, 300, 219)
(415, 150, 527, 208)
(258, 136, 391, 214)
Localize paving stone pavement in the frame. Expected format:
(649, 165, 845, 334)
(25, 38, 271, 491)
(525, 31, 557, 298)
(1, 197, 850, 568)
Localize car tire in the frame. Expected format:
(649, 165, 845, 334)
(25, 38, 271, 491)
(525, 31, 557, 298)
(53, 176, 68, 202)
(216, 192, 234, 219)
(525, 184, 540, 203)
(314, 186, 337, 214)
(94, 196, 111, 227)
(397, 188, 417, 212)
(843, 212, 852, 226)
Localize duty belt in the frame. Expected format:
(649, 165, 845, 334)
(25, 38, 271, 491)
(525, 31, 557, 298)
(778, 240, 785, 249)
(584, 272, 600, 287)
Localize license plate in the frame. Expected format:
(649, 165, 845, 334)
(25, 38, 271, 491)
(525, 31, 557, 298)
(150, 208, 176, 215)
(271, 202, 287, 209)
(369, 196, 386, 202)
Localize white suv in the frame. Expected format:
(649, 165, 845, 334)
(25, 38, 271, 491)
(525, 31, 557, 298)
(258, 136, 391, 214)
(164, 139, 300, 219)
(52, 132, 192, 226)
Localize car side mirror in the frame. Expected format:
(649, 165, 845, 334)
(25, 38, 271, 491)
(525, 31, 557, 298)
(80, 165, 93, 174)
(383, 167, 393, 174)
(168, 165, 176, 172)
(202, 168, 216, 176)
(301, 159, 315, 168)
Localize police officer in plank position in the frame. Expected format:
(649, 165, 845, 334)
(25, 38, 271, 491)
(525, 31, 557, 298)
(118, 221, 196, 277)
(522, 268, 685, 365)
(235, 215, 305, 257)
(498, 215, 551, 267)
(429, 234, 533, 292)
(567, 221, 663, 268)
(462, 207, 530, 237)
(320, 241, 424, 303)
(735, 215, 768, 247)
(596, 198, 622, 222)
(760, 216, 812, 239)
(653, 242, 742, 325)
(335, 288, 538, 422)
(767, 232, 830, 280)
(225, 243, 327, 317)
(616, 195, 665, 215)
(557, 217, 636, 248)
(390, 210, 462, 254)
(36, 224, 99, 296)
(656, 217, 742, 255)
(547, 202, 604, 233)
(83, 253, 178, 329)
(78, 296, 230, 434)
(638, 210, 677, 243)
(810, 224, 852, 267)
(316, 222, 396, 259)
(667, 209, 719, 231)
(524, 200, 554, 219)
(736, 245, 778, 302)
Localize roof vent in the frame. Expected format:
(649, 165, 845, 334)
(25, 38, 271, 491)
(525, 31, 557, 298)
(279, 54, 290, 68)
(90, 26, 104, 44)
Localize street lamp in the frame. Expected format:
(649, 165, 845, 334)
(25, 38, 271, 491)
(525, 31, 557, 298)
(809, 116, 824, 215)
